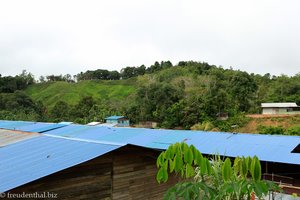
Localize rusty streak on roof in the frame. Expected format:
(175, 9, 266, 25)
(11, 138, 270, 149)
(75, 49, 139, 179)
(0, 129, 40, 147)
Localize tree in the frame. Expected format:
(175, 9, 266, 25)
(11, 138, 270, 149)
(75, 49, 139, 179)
(120, 67, 134, 79)
(50, 101, 70, 121)
(229, 71, 258, 112)
(108, 70, 120, 80)
(70, 96, 96, 120)
(133, 82, 184, 123)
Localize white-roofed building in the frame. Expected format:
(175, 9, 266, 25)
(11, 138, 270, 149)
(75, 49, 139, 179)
(261, 102, 300, 114)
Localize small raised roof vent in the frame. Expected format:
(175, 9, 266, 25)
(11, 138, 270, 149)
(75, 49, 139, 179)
(291, 144, 300, 153)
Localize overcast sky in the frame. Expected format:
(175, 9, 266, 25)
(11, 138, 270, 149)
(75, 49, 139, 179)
(0, 0, 300, 77)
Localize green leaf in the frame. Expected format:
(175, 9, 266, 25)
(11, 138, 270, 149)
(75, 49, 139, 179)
(169, 159, 175, 173)
(246, 156, 252, 170)
(165, 148, 171, 160)
(250, 156, 261, 182)
(163, 159, 168, 170)
(253, 182, 268, 198)
(241, 157, 249, 178)
(156, 167, 168, 183)
(156, 167, 164, 183)
(174, 142, 181, 153)
(206, 159, 212, 175)
(190, 145, 199, 162)
(200, 157, 207, 175)
(184, 148, 193, 165)
(181, 142, 189, 153)
(174, 154, 183, 173)
(185, 163, 195, 178)
(156, 152, 165, 167)
(233, 157, 241, 175)
(195, 151, 203, 166)
(222, 158, 232, 182)
(169, 144, 175, 159)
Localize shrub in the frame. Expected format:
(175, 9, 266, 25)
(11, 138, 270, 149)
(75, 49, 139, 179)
(257, 125, 285, 135)
(286, 126, 300, 136)
(191, 121, 214, 131)
(214, 114, 249, 132)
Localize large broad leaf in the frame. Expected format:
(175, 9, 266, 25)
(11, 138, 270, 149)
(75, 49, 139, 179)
(233, 156, 241, 176)
(181, 142, 189, 153)
(200, 157, 208, 175)
(164, 147, 172, 160)
(222, 158, 232, 182)
(253, 181, 268, 198)
(156, 152, 165, 167)
(185, 163, 195, 178)
(246, 156, 252, 170)
(190, 145, 199, 157)
(169, 159, 175, 173)
(250, 156, 261, 182)
(206, 159, 212, 176)
(174, 154, 183, 173)
(184, 147, 194, 165)
(157, 167, 168, 183)
(241, 157, 249, 178)
(195, 151, 203, 166)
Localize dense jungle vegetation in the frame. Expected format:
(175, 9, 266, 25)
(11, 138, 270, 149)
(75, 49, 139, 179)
(1, 61, 300, 134)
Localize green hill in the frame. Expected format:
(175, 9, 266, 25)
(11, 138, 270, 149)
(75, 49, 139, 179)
(5, 61, 299, 131)
(25, 79, 137, 108)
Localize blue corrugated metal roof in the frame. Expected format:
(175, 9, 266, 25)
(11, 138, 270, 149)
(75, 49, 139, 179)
(45, 126, 300, 165)
(0, 135, 122, 192)
(3, 121, 300, 165)
(105, 116, 125, 120)
(1, 120, 300, 192)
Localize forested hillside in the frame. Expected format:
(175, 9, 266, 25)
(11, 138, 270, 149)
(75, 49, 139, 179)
(1, 61, 300, 133)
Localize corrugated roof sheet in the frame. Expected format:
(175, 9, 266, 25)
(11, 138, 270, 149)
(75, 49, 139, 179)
(0, 135, 122, 192)
(105, 116, 125, 120)
(45, 125, 300, 165)
(97, 123, 117, 127)
(87, 122, 102, 126)
(0, 120, 68, 133)
(12, 123, 67, 133)
(0, 120, 35, 130)
(0, 121, 67, 133)
(0, 129, 40, 147)
(261, 102, 298, 108)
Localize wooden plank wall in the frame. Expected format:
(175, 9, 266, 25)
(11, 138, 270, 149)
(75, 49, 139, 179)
(112, 146, 180, 200)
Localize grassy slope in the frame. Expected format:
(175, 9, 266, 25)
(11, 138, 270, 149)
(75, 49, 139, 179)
(236, 115, 300, 133)
(25, 80, 137, 108)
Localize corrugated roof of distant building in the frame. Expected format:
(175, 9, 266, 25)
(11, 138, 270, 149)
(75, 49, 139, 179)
(105, 116, 125, 120)
(261, 102, 298, 108)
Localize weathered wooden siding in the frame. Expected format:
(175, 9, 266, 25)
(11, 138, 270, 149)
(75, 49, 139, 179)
(112, 146, 179, 200)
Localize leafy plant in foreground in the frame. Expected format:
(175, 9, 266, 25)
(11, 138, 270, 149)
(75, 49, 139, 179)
(156, 142, 280, 200)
